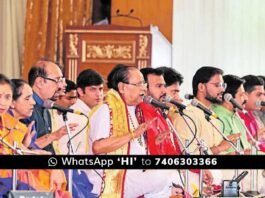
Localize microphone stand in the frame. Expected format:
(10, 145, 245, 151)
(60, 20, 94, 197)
(206, 116, 244, 155)
(184, 140, 189, 193)
(176, 108, 209, 197)
(0, 137, 41, 193)
(62, 112, 75, 196)
(178, 109, 209, 156)
(234, 139, 241, 179)
(0, 136, 23, 155)
(0, 138, 22, 193)
(235, 112, 260, 196)
(235, 112, 261, 197)
(12, 141, 18, 192)
(161, 110, 190, 155)
(245, 145, 260, 197)
(235, 112, 260, 150)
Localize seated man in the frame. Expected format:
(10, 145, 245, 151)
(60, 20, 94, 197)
(88, 64, 182, 198)
(238, 75, 265, 145)
(212, 74, 251, 154)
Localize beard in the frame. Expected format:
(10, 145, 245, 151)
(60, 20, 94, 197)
(159, 93, 167, 102)
(205, 92, 223, 105)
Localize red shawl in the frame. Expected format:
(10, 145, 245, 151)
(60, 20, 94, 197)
(136, 102, 182, 155)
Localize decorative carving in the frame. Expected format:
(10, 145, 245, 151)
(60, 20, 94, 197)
(68, 34, 79, 57)
(82, 41, 135, 63)
(86, 44, 131, 59)
(138, 35, 149, 58)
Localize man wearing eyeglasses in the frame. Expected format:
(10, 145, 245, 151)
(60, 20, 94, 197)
(172, 66, 241, 196)
(49, 79, 78, 154)
(173, 66, 239, 155)
(88, 64, 179, 198)
(23, 59, 77, 154)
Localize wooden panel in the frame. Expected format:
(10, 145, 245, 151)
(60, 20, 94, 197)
(64, 25, 152, 82)
(111, 0, 172, 42)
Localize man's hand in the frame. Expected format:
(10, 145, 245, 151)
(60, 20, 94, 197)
(134, 118, 157, 138)
(51, 123, 78, 141)
(216, 133, 241, 153)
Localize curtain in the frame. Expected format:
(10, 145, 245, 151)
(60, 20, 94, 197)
(22, 0, 93, 80)
(0, 0, 27, 78)
(172, 0, 265, 96)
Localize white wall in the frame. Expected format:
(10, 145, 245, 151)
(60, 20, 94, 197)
(172, 0, 265, 97)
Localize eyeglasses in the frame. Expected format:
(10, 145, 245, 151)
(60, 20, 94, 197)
(40, 76, 65, 84)
(123, 81, 147, 87)
(207, 82, 227, 89)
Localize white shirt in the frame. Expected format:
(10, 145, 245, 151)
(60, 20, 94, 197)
(50, 99, 90, 154)
(88, 104, 181, 197)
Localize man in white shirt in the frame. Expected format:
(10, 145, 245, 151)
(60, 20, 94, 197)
(50, 69, 104, 154)
(89, 64, 182, 198)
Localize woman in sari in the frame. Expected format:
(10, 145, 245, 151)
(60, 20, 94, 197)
(0, 76, 69, 197)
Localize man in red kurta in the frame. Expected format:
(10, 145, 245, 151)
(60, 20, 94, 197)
(137, 68, 182, 155)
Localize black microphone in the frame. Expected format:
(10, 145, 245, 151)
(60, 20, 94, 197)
(43, 100, 84, 115)
(191, 99, 218, 118)
(256, 101, 265, 106)
(143, 96, 170, 110)
(112, 9, 143, 26)
(224, 93, 243, 111)
(184, 94, 194, 100)
(233, 171, 248, 183)
(165, 96, 186, 110)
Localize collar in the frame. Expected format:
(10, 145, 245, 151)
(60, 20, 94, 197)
(213, 104, 234, 116)
(33, 92, 44, 106)
(71, 99, 91, 115)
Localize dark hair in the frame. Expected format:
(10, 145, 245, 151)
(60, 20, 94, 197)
(28, 59, 61, 86)
(223, 75, 245, 99)
(242, 75, 264, 93)
(11, 79, 28, 101)
(192, 66, 223, 96)
(77, 69, 104, 90)
(28, 66, 47, 86)
(107, 64, 135, 91)
(258, 75, 265, 89)
(0, 73, 14, 92)
(140, 68, 163, 85)
(157, 66, 183, 86)
(65, 79, 77, 93)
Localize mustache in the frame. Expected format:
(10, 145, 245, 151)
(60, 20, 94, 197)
(160, 94, 166, 100)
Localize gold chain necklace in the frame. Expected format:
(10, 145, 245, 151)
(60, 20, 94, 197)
(127, 112, 143, 146)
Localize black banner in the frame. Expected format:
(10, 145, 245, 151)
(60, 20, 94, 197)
(0, 155, 263, 169)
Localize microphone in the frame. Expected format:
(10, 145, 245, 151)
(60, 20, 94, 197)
(165, 96, 186, 110)
(233, 171, 248, 183)
(256, 101, 265, 106)
(143, 96, 170, 110)
(224, 93, 243, 111)
(43, 100, 84, 115)
(112, 9, 143, 26)
(191, 99, 218, 118)
(184, 94, 194, 100)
